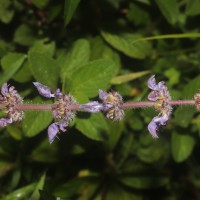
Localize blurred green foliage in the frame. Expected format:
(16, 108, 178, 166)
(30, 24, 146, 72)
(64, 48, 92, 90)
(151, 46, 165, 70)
(0, 0, 200, 199)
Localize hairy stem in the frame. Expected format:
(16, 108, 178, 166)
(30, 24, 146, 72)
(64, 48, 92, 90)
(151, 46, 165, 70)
(0, 100, 196, 112)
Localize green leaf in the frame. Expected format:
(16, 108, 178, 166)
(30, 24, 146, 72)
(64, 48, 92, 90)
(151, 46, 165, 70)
(0, 40, 11, 58)
(119, 175, 169, 189)
(6, 126, 23, 140)
(174, 106, 196, 128)
(111, 70, 150, 84)
(76, 113, 108, 141)
(28, 51, 58, 89)
(0, 53, 27, 85)
(12, 61, 32, 83)
(106, 183, 142, 200)
(30, 173, 46, 200)
(0, 161, 14, 177)
(131, 33, 200, 43)
(104, 121, 124, 151)
(58, 39, 90, 89)
(164, 68, 180, 86)
(186, 0, 200, 16)
(116, 134, 134, 168)
(64, 0, 80, 26)
(101, 31, 151, 59)
(155, 0, 179, 25)
(127, 3, 150, 26)
(90, 36, 121, 75)
(70, 59, 115, 99)
(22, 98, 53, 137)
(171, 132, 195, 162)
(1, 183, 36, 200)
(136, 134, 168, 164)
(0, 0, 14, 23)
(39, 190, 57, 200)
(174, 75, 200, 127)
(14, 24, 37, 46)
(54, 177, 100, 199)
(30, 40, 56, 57)
(32, 0, 49, 8)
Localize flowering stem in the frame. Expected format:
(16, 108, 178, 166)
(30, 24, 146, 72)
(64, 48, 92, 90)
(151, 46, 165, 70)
(0, 100, 196, 111)
(121, 101, 154, 109)
(121, 100, 196, 109)
(15, 104, 80, 111)
(169, 100, 195, 105)
(16, 104, 53, 111)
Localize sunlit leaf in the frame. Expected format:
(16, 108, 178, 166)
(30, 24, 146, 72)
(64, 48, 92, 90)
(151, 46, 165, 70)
(22, 98, 53, 137)
(70, 59, 116, 99)
(101, 31, 151, 59)
(0, 53, 27, 85)
(111, 71, 150, 84)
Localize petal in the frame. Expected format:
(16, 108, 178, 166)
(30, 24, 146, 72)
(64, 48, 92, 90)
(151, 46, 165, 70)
(79, 101, 103, 113)
(48, 123, 59, 144)
(148, 91, 158, 101)
(0, 118, 12, 127)
(148, 114, 169, 138)
(157, 81, 166, 90)
(33, 82, 55, 98)
(158, 114, 169, 125)
(54, 88, 63, 98)
(57, 121, 68, 132)
(147, 75, 157, 90)
(102, 103, 113, 111)
(99, 89, 109, 101)
(1, 83, 8, 96)
(148, 119, 159, 138)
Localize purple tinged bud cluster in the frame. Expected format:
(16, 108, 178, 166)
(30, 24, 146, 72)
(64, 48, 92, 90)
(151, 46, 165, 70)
(33, 82, 55, 98)
(194, 92, 200, 110)
(98, 89, 124, 121)
(79, 101, 103, 113)
(0, 83, 23, 127)
(147, 75, 172, 138)
(33, 82, 77, 144)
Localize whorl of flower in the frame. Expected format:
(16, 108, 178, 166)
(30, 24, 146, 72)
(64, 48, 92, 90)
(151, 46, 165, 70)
(33, 82, 77, 144)
(147, 75, 172, 138)
(0, 83, 23, 127)
(194, 91, 200, 110)
(98, 89, 124, 121)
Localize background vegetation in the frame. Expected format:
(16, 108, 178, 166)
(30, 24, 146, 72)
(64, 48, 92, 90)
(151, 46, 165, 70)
(1, 0, 200, 199)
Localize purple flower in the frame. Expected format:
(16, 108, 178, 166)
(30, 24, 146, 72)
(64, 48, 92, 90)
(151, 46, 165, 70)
(147, 75, 158, 90)
(1, 83, 9, 96)
(79, 101, 103, 113)
(99, 89, 109, 101)
(98, 89, 124, 121)
(147, 75, 172, 138)
(48, 122, 68, 144)
(34, 82, 77, 144)
(0, 118, 12, 127)
(33, 82, 55, 98)
(148, 114, 169, 138)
